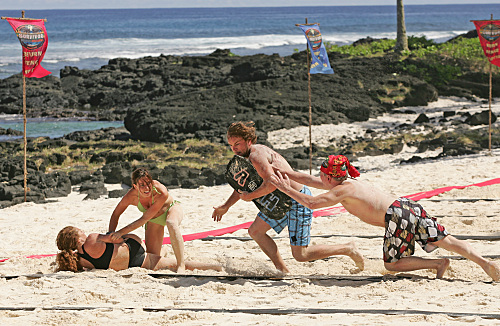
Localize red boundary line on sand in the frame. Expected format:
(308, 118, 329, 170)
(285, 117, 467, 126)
(2, 178, 499, 263)
(161, 222, 253, 245)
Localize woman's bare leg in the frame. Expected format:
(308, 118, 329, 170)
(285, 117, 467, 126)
(185, 260, 222, 272)
(143, 254, 222, 272)
(144, 222, 165, 256)
(165, 204, 186, 272)
(143, 254, 177, 271)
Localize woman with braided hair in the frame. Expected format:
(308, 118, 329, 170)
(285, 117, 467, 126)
(56, 226, 222, 272)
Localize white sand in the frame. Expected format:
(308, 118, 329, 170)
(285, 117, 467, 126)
(1, 97, 499, 325)
(268, 96, 499, 149)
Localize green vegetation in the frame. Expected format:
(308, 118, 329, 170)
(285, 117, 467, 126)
(397, 37, 493, 86)
(376, 81, 410, 104)
(325, 38, 396, 56)
(326, 35, 499, 87)
(4, 138, 233, 173)
(407, 37, 486, 69)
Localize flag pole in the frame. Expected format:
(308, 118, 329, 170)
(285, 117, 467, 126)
(488, 14, 493, 154)
(295, 21, 329, 173)
(295, 19, 318, 174)
(21, 11, 28, 201)
(1, 11, 47, 201)
(306, 18, 313, 174)
(471, 15, 495, 154)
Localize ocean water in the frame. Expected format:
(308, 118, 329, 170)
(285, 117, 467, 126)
(1, 4, 498, 79)
(0, 114, 123, 140)
(0, 4, 498, 138)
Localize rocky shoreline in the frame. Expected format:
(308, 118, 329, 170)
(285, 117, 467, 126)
(0, 32, 498, 207)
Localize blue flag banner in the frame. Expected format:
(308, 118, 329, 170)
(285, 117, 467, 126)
(298, 24, 334, 74)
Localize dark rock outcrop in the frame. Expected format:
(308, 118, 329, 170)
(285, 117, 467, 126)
(0, 127, 23, 136)
(0, 49, 446, 144)
(465, 110, 497, 126)
(0, 32, 498, 206)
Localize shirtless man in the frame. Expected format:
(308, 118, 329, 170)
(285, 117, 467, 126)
(212, 121, 364, 273)
(270, 154, 500, 281)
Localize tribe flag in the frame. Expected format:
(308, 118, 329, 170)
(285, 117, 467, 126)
(472, 20, 500, 67)
(6, 18, 51, 78)
(297, 24, 334, 74)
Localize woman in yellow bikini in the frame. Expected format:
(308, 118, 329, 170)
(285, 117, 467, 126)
(108, 168, 186, 272)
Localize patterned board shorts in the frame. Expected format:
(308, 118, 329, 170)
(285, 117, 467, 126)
(383, 197, 448, 263)
(258, 186, 313, 247)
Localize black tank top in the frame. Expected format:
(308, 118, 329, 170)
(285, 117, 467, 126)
(78, 242, 114, 269)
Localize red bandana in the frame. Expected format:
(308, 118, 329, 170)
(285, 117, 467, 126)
(320, 155, 360, 179)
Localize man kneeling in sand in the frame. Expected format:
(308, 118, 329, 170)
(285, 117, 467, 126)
(270, 154, 500, 281)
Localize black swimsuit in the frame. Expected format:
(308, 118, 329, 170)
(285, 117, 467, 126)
(125, 238, 146, 268)
(78, 238, 146, 269)
(79, 242, 114, 269)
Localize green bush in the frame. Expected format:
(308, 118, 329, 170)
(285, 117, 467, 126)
(326, 34, 498, 83)
(325, 38, 396, 56)
(326, 35, 495, 73)
(325, 35, 435, 57)
(407, 37, 493, 73)
(407, 35, 437, 50)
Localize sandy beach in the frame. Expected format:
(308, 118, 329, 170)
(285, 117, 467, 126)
(1, 97, 499, 325)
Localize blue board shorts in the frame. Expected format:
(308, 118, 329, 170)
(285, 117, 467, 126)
(258, 186, 313, 246)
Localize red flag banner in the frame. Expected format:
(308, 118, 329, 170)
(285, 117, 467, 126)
(6, 18, 51, 78)
(472, 20, 500, 67)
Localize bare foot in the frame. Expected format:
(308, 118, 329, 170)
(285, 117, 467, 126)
(175, 264, 186, 273)
(347, 242, 365, 271)
(484, 261, 500, 281)
(277, 266, 290, 274)
(436, 258, 450, 278)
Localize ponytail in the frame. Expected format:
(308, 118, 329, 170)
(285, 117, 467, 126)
(56, 226, 83, 272)
(56, 250, 82, 272)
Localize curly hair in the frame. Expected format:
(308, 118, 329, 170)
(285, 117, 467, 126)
(227, 121, 257, 144)
(56, 226, 83, 272)
(131, 167, 153, 186)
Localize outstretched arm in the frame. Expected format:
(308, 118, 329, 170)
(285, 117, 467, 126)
(110, 185, 169, 241)
(117, 198, 166, 234)
(108, 195, 130, 232)
(273, 167, 329, 190)
(212, 189, 240, 222)
(97, 233, 124, 244)
(270, 171, 343, 209)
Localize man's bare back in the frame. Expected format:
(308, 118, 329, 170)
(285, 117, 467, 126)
(269, 154, 500, 281)
(330, 179, 398, 227)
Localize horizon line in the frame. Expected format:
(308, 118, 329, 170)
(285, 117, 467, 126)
(2, 3, 498, 11)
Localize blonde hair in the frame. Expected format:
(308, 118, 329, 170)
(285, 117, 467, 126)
(56, 226, 83, 272)
(227, 121, 257, 144)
